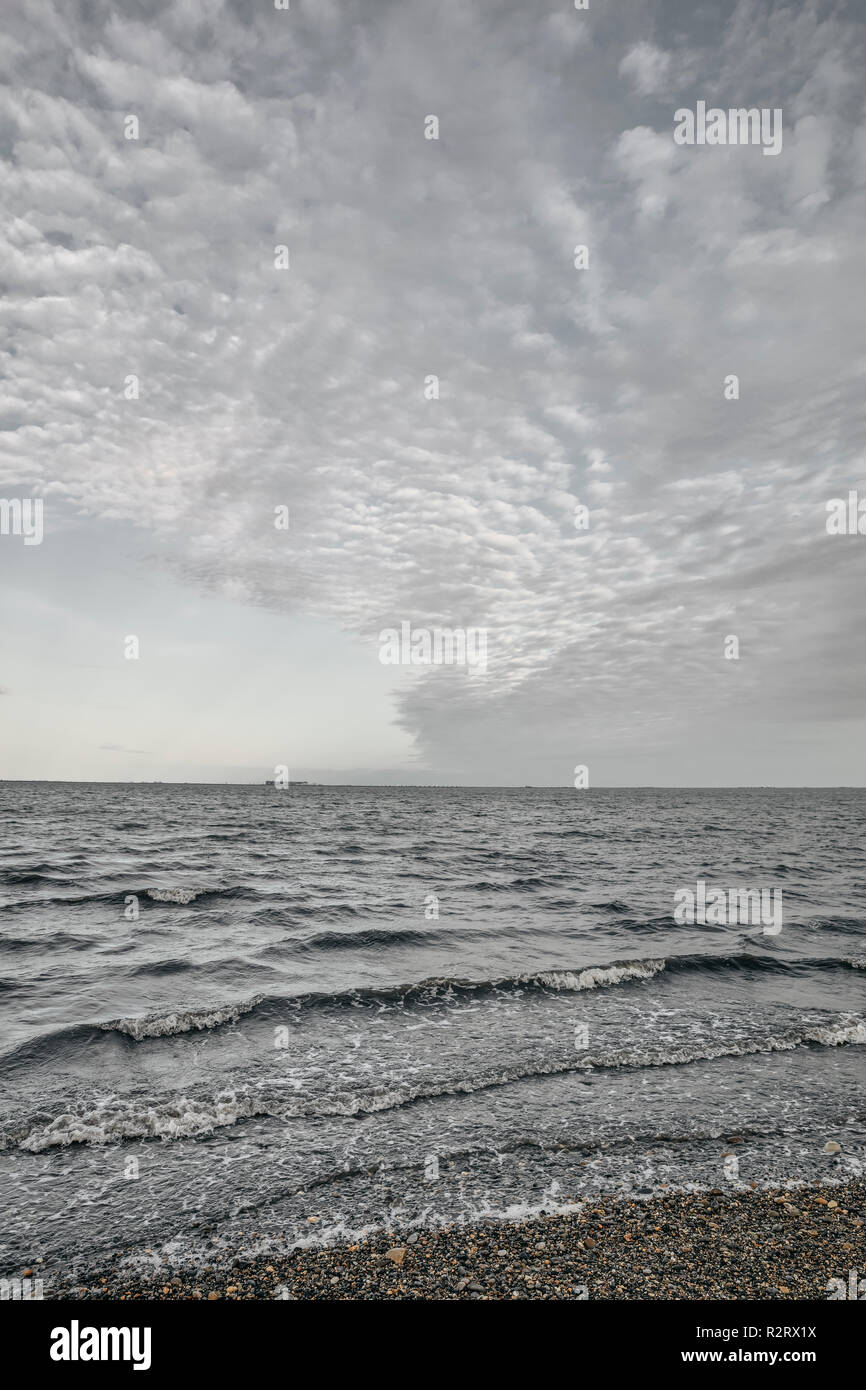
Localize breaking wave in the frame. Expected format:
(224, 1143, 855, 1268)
(3, 951, 864, 1065)
(98, 996, 264, 1040)
(145, 887, 203, 905)
(5, 1013, 864, 1152)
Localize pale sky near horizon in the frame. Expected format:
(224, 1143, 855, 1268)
(1, 0, 865, 785)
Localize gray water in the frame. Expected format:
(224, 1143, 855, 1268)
(0, 784, 864, 1285)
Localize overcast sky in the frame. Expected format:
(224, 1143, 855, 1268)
(1, 0, 864, 785)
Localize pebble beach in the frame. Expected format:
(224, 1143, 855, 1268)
(46, 1180, 864, 1301)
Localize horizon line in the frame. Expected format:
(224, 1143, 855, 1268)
(2, 779, 865, 790)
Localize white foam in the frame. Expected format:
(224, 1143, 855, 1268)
(530, 959, 667, 991)
(805, 1017, 866, 1046)
(10, 1013, 865, 1150)
(18, 1089, 270, 1152)
(98, 995, 263, 1039)
(146, 887, 201, 904)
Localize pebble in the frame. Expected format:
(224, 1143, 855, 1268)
(46, 1180, 865, 1301)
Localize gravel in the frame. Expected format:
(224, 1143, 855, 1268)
(48, 1180, 865, 1301)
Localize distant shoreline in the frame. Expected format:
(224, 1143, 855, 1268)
(2, 781, 864, 790)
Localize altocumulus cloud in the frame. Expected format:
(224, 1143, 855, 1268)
(1, 0, 865, 783)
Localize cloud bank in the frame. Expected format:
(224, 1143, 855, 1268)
(1, 0, 865, 782)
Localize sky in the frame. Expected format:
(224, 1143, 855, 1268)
(0, 0, 864, 785)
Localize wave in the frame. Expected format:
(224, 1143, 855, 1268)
(174, 1116, 866, 1226)
(531, 960, 666, 990)
(540, 828, 607, 839)
(260, 926, 467, 956)
(95, 951, 862, 1028)
(129, 958, 198, 977)
(91, 960, 670, 1039)
(6, 1013, 865, 1151)
(2, 951, 862, 1063)
(0, 884, 258, 913)
(0, 930, 104, 953)
(0, 935, 43, 953)
(798, 916, 866, 936)
(142, 885, 257, 906)
(0, 997, 267, 1070)
(0, 960, 674, 1061)
(336, 946, 848, 1004)
(465, 874, 568, 892)
(12, 1090, 272, 1151)
(145, 887, 202, 905)
(98, 996, 264, 1040)
(0, 869, 75, 887)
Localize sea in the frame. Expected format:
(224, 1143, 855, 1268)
(0, 783, 864, 1287)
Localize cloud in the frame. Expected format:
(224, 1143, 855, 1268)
(619, 41, 672, 96)
(1, 0, 865, 782)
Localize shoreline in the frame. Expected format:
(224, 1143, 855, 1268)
(46, 1180, 864, 1301)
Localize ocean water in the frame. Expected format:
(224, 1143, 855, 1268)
(0, 783, 864, 1285)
